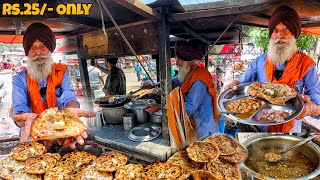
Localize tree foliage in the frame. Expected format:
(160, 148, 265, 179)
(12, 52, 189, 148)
(246, 26, 318, 52)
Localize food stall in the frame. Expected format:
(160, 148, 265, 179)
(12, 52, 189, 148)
(0, 0, 320, 179)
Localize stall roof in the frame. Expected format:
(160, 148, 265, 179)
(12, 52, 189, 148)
(0, 0, 320, 45)
(162, 0, 320, 44)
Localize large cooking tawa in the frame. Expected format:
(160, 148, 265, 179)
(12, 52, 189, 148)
(128, 123, 161, 142)
(218, 82, 304, 126)
(94, 95, 128, 107)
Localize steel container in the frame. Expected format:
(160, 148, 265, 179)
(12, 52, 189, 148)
(101, 106, 129, 124)
(240, 135, 320, 180)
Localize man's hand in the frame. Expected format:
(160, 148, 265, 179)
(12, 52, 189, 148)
(311, 132, 320, 143)
(13, 112, 38, 127)
(58, 108, 95, 149)
(141, 80, 155, 89)
(296, 95, 320, 119)
(224, 80, 240, 91)
(145, 104, 161, 113)
(13, 113, 38, 142)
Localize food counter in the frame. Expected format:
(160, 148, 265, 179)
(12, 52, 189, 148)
(91, 125, 172, 165)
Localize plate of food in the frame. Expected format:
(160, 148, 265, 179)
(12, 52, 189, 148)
(218, 82, 304, 126)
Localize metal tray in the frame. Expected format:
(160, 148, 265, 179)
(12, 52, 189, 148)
(94, 95, 128, 107)
(128, 123, 162, 142)
(218, 82, 304, 126)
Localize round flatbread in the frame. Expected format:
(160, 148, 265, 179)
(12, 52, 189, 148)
(0, 155, 24, 180)
(12, 168, 42, 180)
(167, 151, 203, 175)
(115, 164, 144, 180)
(46, 153, 61, 160)
(203, 158, 241, 180)
(179, 170, 218, 180)
(57, 151, 96, 168)
(44, 166, 72, 180)
(95, 152, 128, 172)
(25, 153, 58, 174)
(186, 141, 220, 163)
(31, 108, 87, 141)
(80, 165, 113, 180)
(68, 164, 89, 180)
(219, 142, 248, 164)
(142, 161, 181, 180)
(12, 141, 46, 161)
(204, 134, 237, 155)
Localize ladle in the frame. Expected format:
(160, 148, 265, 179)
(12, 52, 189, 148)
(265, 135, 318, 163)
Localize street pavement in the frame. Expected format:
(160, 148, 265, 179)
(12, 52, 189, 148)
(0, 69, 12, 119)
(0, 69, 20, 135)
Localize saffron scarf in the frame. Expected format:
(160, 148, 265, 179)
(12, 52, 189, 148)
(265, 51, 315, 132)
(26, 63, 67, 114)
(167, 87, 197, 150)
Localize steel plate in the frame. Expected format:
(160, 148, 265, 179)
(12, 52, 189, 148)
(128, 123, 161, 142)
(218, 82, 304, 126)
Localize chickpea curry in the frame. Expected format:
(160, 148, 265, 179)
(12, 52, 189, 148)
(225, 98, 262, 119)
(246, 148, 315, 179)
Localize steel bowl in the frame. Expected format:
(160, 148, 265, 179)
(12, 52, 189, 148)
(101, 106, 129, 124)
(240, 135, 320, 180)
(150, 110, 162, 125)
(124, 99, 156, 124)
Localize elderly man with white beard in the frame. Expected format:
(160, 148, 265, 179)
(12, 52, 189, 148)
(145, 40, 220, 142)
(11, 23, 94, 148)
(225, 6, 320, 133)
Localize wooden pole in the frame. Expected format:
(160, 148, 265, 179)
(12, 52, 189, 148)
(75, 36, 93, 112)
(158, 6, 171, 142)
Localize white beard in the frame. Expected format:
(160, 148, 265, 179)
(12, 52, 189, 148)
(177, 62, 191, 82)
(267, 37, 297, 66)
(26, 52, 54, 82)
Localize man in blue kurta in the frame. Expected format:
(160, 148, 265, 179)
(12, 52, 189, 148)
(146, 40, 220, 140)
(12, 22, 94, 147)
(225, 6, 320, 133)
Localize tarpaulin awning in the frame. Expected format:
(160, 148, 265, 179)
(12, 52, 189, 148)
(302, 28, 320, 37)
(0, 35, 65, 44)
(220, 44, 233, 54)
(55, 43, 76, 54)
(65, 59, 78, 65)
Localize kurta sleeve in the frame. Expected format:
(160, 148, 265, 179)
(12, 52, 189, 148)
(59, 71, 79, 108)
(303, 65, 320, 105)
(12, 72, 31, 116)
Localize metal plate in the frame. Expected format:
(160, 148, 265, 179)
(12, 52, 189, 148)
(128, 123, 161, 142)
(124, 99, 156, 110)
(218, 82, 304, 126)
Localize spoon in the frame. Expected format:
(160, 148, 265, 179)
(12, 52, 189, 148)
(265, 135, 318, 163)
